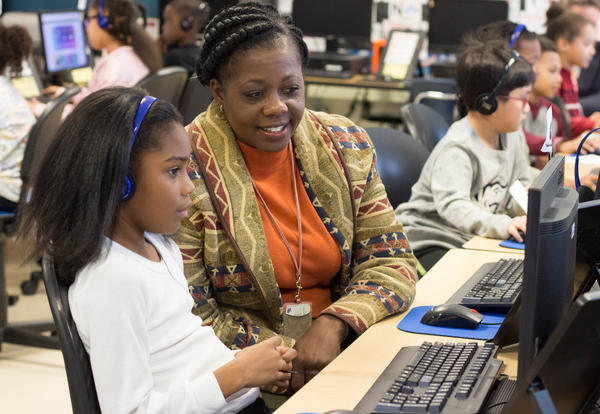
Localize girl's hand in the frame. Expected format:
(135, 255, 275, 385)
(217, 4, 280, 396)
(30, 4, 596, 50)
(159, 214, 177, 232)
(508, 216, 527, 242)
(233, 336, 294, 388)
(559, 136, 596, 154)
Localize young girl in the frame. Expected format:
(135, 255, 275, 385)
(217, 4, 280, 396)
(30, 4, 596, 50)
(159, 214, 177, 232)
(34, 0, 162, 116)
(0, 24, 36, 211)
(395, 40, 534, 270)
(20, 86, 294, 414)
(546, 3, 600, 138)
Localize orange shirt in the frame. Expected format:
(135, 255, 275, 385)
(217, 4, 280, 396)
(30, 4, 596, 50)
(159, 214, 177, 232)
(238, 141, 342, 317)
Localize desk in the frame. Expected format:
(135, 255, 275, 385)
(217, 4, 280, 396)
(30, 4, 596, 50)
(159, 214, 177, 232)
(563, 153, 600, 183)
(462, 236, 524, 255)
(304, 74, 409, 91)
(274, 249, 520, 414)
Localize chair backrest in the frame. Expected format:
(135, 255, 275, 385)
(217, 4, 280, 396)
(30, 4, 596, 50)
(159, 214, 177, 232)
(42, 255, 101, 414)
(178, 78, 213, 125)
(400, 103, 450, 152)
(365, 127, 430, 208)
(549, 95, 571, 140)
(136, 66, 189, 106)
(20, 87, 81, 199)
(409, 77, 457, 125)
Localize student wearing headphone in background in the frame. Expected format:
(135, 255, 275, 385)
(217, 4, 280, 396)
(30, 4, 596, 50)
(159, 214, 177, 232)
(32, 0, 162, 117)
(161, 0, 210, 75)
(395, 39, 534, 271)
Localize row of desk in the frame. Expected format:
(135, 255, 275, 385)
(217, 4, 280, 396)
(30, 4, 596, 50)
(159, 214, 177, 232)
(275, 238, 523, 414)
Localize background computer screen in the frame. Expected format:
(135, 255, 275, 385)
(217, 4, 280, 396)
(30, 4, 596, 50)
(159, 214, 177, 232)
(428, 0, 508, 54)
(291, 0, 373, 49)
(39, 10, 88, 74)
(517, 155, 578, 380)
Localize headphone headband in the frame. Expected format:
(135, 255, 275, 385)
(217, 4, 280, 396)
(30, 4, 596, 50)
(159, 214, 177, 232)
(97, 0, 110, 29)
(509, 23, 525, 50)
(474, 50, 520, 115)
(122, 95, 158, 201)
(489, 50, 519, 97)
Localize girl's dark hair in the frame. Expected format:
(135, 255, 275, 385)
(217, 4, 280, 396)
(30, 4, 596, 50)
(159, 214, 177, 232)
(474, 20, 538, 51)
(0, 24, 33, 76)
(19, 86, 182, 283)
(196, 2, 308, 86)
(538, 35, 558, 53)
(90, 0, 163, 74)
(456, 38, 535, 116)
(546, 3, 591, 42)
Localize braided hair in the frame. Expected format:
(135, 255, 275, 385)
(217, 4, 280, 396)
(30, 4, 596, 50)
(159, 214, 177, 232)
(196, 2, 308, 86)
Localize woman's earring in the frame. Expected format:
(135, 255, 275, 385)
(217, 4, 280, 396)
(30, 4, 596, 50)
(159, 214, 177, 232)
(219, 104, 223, 112)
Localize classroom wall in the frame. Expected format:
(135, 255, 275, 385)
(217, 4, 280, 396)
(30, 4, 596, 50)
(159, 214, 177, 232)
(3, 0, 159, 18)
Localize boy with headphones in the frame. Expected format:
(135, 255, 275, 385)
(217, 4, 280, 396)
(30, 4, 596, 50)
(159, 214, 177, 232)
(396, 39, 534, 270)
(161, 0, 209, 75)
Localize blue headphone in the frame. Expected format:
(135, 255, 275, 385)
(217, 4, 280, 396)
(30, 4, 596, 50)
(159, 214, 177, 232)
(122, 95, 158, 201)
(97, 0, 110, 29)
(509, 23, 525, 50)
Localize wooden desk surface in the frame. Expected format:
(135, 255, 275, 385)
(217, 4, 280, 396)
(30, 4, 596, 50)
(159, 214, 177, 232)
(462, 236, 525, 255)
(304, 73, 408, 91)
(563, 154, 600, 183)
(274, 249, 521, 414)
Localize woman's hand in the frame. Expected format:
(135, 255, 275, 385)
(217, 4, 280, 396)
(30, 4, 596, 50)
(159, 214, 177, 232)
(42, 85, 65, 99)
(290, 314, 347, 392)
(507, 216, 527, 242)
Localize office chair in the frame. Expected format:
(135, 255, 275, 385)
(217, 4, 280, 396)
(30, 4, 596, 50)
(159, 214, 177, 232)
(178, 78, 213, 125)
(136, 66, 189, 106)
(365, 127, 430, 209)
(400, 103, 450, 152)
(0, 87, 80, 351)
(409, 77, 457, 125)
(42, 254, 101, 414)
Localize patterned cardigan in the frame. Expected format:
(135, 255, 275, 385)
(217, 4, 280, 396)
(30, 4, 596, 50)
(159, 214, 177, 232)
(176, 102, 418, 349)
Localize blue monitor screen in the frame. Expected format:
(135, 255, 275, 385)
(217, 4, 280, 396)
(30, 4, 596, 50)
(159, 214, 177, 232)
(39, 11, 88, 73)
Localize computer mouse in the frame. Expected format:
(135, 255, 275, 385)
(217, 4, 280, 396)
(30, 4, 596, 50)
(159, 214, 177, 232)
(507, 229, 525, 243)
(420, 304, 483, 329)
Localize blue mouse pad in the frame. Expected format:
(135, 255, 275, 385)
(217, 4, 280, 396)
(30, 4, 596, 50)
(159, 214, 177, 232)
(397, 306, 506, 340)
(499, 239, 525, 250)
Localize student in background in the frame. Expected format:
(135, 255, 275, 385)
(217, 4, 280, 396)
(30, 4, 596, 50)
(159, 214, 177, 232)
(546, 4, 600, 138)
(568, 0, 600, 115)
(476, 21, 541, 70)
(0, 24, 36, 212)
(161, 0, 210, 75)
(20, 86, 295, 413)
(34, 0, 162, 116)
(396, 40, 533, 271)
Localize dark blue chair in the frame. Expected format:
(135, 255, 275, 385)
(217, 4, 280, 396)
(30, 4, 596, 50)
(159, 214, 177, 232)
(365, 127, 430, 208)
(409, 77, 457, 125)
(400, 103, 450, 152)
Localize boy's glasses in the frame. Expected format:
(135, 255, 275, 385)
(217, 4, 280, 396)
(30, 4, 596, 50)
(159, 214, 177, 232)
(84, 14, 99, 26)
(498, 95, 529, 111)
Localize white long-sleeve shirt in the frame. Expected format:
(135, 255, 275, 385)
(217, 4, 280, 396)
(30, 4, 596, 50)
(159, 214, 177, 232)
(68, 233, 259, 414)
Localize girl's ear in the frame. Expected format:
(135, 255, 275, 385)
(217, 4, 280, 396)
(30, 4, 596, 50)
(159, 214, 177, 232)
(209, 78, 224, 107)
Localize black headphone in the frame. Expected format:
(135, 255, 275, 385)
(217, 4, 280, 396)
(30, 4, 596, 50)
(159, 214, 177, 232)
(475, 50, 520, 115)
(122, 95, 158, 201)
(180, 1, 208, 31)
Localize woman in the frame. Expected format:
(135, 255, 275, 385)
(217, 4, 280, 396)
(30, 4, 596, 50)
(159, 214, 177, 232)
(175, 3, 418, 394)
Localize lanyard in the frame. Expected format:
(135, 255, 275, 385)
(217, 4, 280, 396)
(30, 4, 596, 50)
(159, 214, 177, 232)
(250, 142, 303, 302)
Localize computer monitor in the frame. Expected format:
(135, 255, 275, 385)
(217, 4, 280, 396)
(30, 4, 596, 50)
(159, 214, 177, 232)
(38, 10, 89, 74)
(517, 155, 579, 380)
(428, 0, 508, 54)
(291, 0, 373, 51)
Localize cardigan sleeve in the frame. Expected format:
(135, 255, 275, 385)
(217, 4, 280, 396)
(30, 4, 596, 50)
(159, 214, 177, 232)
(319, 127, 418, 335)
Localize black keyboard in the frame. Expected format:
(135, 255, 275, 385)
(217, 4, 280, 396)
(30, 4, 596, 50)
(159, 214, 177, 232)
(354, 342, 502, 413)
(445, 258, 523, 313)
(303, 68, 355, 79)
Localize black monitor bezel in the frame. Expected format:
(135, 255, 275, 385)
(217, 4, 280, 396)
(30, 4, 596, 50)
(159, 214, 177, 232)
(38, 9, 90, 74)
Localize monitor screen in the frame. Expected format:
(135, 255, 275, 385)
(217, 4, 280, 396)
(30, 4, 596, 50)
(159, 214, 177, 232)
(292, 0, 373, 49)
(517, 155, 578, 380)
(39, 10, 89, 74)
(428, 0, 508, 54)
